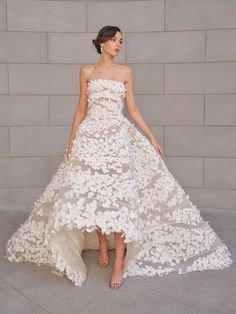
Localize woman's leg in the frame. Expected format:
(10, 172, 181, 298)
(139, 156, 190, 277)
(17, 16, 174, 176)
(110, 232, 125, 288)
(96, 227, 109, 267)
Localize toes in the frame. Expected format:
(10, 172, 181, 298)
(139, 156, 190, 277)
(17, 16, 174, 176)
(98, 260, 109, 267)
(110, 281, 121, 288)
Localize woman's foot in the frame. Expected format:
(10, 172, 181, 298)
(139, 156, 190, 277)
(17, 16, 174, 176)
(97, 238, 109, 268)
(110, 256, 124, 289)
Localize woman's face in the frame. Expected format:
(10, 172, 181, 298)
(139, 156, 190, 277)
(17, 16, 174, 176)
(102, 31, 123, 56)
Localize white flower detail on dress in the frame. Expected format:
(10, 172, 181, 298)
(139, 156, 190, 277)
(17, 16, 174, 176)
(5, 79, 233, 287)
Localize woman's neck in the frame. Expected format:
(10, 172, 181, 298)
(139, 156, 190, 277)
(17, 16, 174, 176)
(98, 54, 116, 68)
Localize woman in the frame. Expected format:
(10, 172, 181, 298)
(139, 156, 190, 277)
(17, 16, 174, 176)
(5, 25, 233, 290)
(67, 25, 164, 289)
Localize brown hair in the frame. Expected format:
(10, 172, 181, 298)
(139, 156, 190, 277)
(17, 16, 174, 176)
(92, 25, 122, 54)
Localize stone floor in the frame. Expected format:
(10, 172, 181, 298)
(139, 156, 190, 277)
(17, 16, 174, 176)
(0, 207, 235, 314)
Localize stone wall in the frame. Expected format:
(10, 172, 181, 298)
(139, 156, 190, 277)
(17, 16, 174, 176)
(1, 0, 236, 210)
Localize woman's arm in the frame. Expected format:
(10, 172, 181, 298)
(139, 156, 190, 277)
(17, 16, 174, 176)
(67, 66, 88, 142)
(66, 66, 88, 157)
(124, 67, 164, 159)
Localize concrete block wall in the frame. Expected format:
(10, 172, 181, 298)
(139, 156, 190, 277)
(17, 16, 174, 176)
(0, 0, 236, 210)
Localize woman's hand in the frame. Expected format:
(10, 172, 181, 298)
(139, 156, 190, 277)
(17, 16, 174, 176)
(149, 135, 164, 159)
(66, 141, 73, 159)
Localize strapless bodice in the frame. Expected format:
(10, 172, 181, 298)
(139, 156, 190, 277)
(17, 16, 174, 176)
(86, 79, 127, 119)
(87, 78, 127, 94)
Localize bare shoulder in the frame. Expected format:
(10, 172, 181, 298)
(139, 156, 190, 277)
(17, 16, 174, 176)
(80, 64, 96, 79)
(119, 64, 131, 72)
(119, 64, 132, 82)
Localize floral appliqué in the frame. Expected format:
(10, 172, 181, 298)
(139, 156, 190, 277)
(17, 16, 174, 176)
(5, 79, 233, 287)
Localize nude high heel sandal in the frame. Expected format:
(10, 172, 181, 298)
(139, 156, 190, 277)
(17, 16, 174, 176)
(110, 257, 124, 289)
(97, 238, 109, 268)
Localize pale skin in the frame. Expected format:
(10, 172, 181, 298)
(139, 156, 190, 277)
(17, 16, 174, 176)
(66, 31, 164, 287)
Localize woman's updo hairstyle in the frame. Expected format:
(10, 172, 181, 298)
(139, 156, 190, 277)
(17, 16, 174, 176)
(92, 25, 122, 54)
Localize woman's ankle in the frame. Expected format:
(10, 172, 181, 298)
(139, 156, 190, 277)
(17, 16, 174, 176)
(97, 234, 107, 242)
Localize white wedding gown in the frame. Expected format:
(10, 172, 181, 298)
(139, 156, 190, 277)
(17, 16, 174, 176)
(5, 78, 233, 287)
